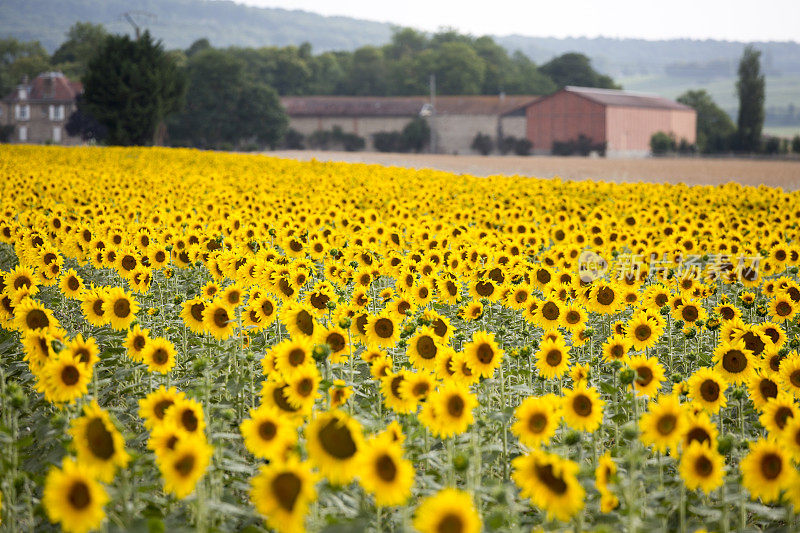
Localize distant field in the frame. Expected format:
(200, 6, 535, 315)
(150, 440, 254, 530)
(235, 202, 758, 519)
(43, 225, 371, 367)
(269, 150, 800, 190)
(764, 126, 800, 138)
(618, 73, 800, 121)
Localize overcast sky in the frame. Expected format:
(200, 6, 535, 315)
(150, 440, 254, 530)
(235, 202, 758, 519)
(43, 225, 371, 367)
(234, 0, 800, 42)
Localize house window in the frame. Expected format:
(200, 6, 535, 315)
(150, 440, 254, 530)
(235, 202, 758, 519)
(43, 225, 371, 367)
(53, 127, 62, 143)
(15, 104, 30, 121)
(19, 125, 27, 141)
(49, 105, 65, 121)
(18, 88, 27, 100)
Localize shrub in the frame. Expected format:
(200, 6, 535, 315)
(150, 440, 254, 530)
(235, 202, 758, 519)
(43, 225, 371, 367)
(471, 133, 494, 155)
(650, 131, 676, 155)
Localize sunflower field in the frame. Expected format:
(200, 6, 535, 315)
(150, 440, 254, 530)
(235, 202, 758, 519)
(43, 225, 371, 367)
(2, 145, 800, 533)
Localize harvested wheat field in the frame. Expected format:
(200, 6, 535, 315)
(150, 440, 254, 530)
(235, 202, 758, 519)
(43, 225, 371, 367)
(270, 150, 800, 189)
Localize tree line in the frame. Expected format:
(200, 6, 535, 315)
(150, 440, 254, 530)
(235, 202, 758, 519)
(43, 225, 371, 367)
(1, 23, 620, 149)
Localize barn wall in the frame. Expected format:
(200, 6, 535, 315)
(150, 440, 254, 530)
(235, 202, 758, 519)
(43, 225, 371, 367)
(605, 107, 697, 157)
(434, 114, 500, 154)
(287, 116, 413, 150)
(525, 92, 606, 154)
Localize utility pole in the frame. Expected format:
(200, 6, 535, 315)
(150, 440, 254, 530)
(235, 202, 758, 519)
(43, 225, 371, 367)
(122, 11, 156, 40)
(429, 73, 437, 154)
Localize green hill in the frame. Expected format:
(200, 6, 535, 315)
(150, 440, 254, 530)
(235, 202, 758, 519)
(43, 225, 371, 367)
(0, 0, 394, 52)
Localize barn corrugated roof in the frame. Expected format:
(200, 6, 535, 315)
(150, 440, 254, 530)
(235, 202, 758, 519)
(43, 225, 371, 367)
(281, 95, 538, 117)
(564, 86, 692, 111)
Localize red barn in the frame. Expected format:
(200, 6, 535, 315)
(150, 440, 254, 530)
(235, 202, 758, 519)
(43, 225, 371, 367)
(525, 86, 696, 157)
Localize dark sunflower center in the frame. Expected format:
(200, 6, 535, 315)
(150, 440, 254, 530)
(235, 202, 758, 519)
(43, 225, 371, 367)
(121, 255, 136, 271)
(687, 427, 711, 445)
(476, 343, 494, 364)
(297, 378, 313, 396)
(545, 349, 562, 367)
(376, 454, 397, 482)
(68, 480, 91, 510)
(67, 277, 80, 291)
(635, 366, 653, 386)
(417, 336, 437, 359)
(695, 455, 713, 476)
(437, 513, 464, 533)
(596, 287, 615, 306)
(86, 418, 115, 460)
(476, 281, 494, 296)
(174, 454, 195, 477)
(154, 399, 173, 419)
(259, 420, 277, 441)
(775, 407, 794, 429)
(682, 306, 699, 322)
(534, 462, 568, 494)
(634, 324, 652, 341)
(528, 412, 547, 433)
(433, 318, 447, 337)
(700, 379, 720, 402)
(610, 344, 624, 359)
(61, 365, 80, 386)
(26, 309, 49, 330)
(542, 301, 560, 320)
(790, 370, 800, 388)
(536, 269, 551, 284)
(288, 348, 306, 366)
(656, 414, 677, 435)
(375, 318, 394, 339)
(272, 472, 302, 511)
(759, 379, 778, 400)
(273, 385, 299, 412)
(741, 332, 765, 356)
(446, 281, 458, 296)
(447, 394, 465, 417)
(310, 293, 330, 310)
(760, 453, 782, 480)
(722, 349, 747, 373)
(261, 300, 274, 317)
(720, 306, 734, 320)
(92, 299, 104, 317)
(318, 417, 357, 459)
(113, 299, 131, 318)
(152, 348, 168, 365)
(190, 302, 205, 322)
(565, 310, 580, 324)
(327, 333, 346, 353)
(296, 310, 314, 336)
(397, 301, 410, 315)
(776, 301, 792, 317)
(573, 394, 592, 416)
(181, 409, 199, 432)
(412, 383, 429, 397)
(213, 308, 229, 329)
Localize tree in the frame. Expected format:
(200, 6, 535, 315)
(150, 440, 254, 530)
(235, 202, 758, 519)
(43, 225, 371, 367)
(792, 135, 800, 154)
(434, 42, 485, 95)
(650, 131, 676, 155)
(65, 95, 107, 142)
(677, 89, 735, 153)
(82, 31, 186, 146)
(0, 38, 50, 95)
(540, 53, 619, 90)
(735, 45, 765, 153)
(51, 22, 107, 79)
(168, 48, 287, 149)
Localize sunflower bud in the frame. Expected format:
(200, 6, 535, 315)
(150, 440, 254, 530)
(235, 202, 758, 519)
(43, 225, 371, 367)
(338, 317, 352, 329)
(619, 368, 635, 385)
(790, 266, 799, 275)
(563, 430, 581, 445)
(312, 344, 331, 363)
(684, 329, 696, 339)
(452, 453, 469, 472)
(755, 305, 768, 317)
(717, 434, 734, 455)
(519, 346, 531, 358)
(621, 421, 639, 440)
(172, 295, 183, 305)
(671, 373, 683, 384)
(50, 339, 66, 354)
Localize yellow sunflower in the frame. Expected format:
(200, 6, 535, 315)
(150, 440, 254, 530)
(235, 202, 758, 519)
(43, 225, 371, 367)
(305, 410, 364, 485)
(627, 355, 666, 398)
(240, 404, 298, 460)
(687, 367, 728, 414)
(43, 457, 109, 533)
(562, 383, 605, 433)
(103, 286, 139, 331)
(357, 437, 415, 507)
(413, 488, 481, 533)
(639, 394, 688, 454)
(142, 337, 177, 374)
(511, 449, 585, 522)
(69, 401, 130, 482)
(712, 339, 756, 385)
(250, 456, 318, 533)
(407, 326, 441, 373)
(158, 436, 213, 499)
(535, 337, 570, 380)
(511, 394, 562, 448)
(463, 330, 503, 379)
(365, 311, 401, 349)
(740, 439, 792, 503)
(680, 441, 725, 494)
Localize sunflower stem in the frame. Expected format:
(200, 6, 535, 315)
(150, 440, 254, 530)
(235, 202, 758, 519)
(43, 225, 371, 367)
(679, 482, 687, 533)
